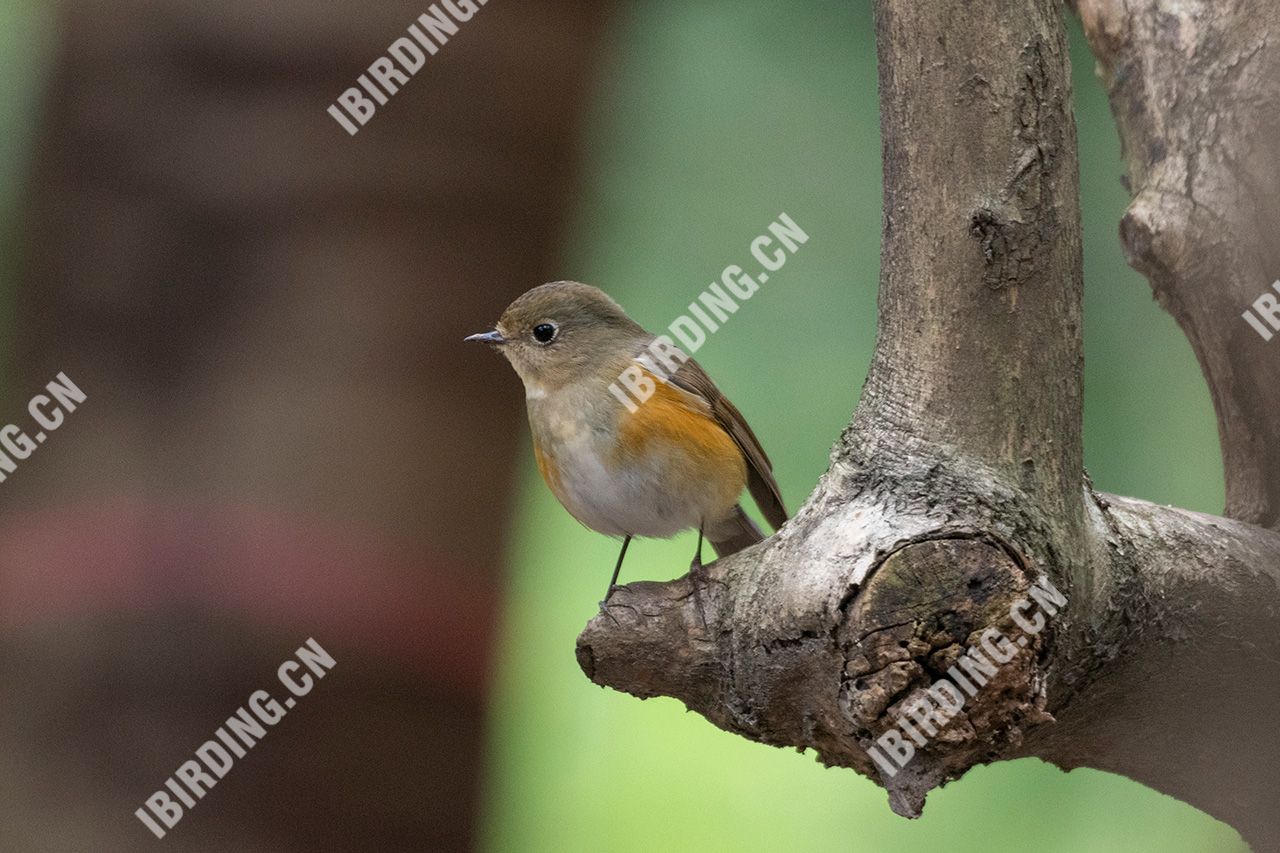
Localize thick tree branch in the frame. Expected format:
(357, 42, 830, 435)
(1078, 0, 1280, 528)
(863, 0, 1084, 533)
(578, 1, 1280, 848)
(1027, 494, 1280, 849)
(580, 487, 1280, 832)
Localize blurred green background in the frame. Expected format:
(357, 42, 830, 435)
(0, 1, 1240, 851)
(481, 3, 1236, 853)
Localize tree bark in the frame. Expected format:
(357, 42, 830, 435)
(577, 0, 1280, 849)
(1077, 0, 1280, 531)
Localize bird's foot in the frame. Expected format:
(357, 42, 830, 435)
(597, 586, 623, 626)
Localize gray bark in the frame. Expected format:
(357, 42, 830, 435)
(577, 0, 1280, 849)
(1077, 0, 1280, 530)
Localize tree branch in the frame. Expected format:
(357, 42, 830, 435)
(1078, 0, 1280, 528)
(863, 0, 1084, 531)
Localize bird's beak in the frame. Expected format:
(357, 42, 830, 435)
(465, 330, 506, 345)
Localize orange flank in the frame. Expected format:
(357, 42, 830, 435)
(614, 374, 747, 511)
(533, 440, 562, 497)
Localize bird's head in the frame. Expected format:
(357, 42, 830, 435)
(466, 281, 644, 393)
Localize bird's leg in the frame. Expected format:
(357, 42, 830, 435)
(689, 525, 708, 632)
(601, 534, 632, 605)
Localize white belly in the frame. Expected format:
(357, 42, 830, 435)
(552, 428, 704, 539)
(529, 379, 736, 540)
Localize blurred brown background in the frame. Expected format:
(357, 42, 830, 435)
(1, 1, 608, 849)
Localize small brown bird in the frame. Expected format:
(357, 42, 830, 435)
(467, 281, 787, 600)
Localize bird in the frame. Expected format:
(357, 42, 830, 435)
(466, 281, 787, 603)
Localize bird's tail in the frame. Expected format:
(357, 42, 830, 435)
(707, 503, 765, 558)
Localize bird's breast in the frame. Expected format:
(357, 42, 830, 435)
(527, 378, 746, 540)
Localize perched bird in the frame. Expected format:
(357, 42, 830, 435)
(466, 281, 787, 601)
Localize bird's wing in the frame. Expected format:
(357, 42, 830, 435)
(667, 357, 788, 531)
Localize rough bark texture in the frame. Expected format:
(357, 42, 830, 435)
(579, 0, 1280, 849)
(1077, 0, 1280, 531)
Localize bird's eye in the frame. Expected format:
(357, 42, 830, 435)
(532, 323, 558, 344)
